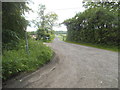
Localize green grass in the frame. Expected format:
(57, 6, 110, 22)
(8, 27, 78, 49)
(43, 34, 55, 43)
(2, 39, 53, 81)
(65, 41, 118, 52)
(57, 35, 63, 41)
(58, 34, 67, 41)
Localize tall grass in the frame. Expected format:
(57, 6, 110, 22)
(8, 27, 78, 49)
(65, 41, 118, 52)
(2, 39, 53, 81)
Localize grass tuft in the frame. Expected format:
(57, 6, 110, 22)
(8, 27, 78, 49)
(2, 39, 53, 81)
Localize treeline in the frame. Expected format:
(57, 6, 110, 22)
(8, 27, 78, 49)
(55, 31, 67, 34)
(2, 2, 30, 50)
(63, 2, 119, 46)
(2, 2, 53, 81)
(28, 30, 55, 42)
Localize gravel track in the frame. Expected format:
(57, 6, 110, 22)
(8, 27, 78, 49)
(3, 37, 118, 88)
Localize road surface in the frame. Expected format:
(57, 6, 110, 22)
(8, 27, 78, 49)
(4, 37, 118, 88)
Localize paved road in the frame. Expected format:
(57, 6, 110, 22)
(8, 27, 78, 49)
(4, 37, 118, 88)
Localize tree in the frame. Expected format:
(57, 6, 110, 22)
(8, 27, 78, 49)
(33, 4, 58, 40)
(44, 12, 58, 30)
(63, 2, 118, 46)
(2, 2, 30, 50)
(37, 4, 46, 29)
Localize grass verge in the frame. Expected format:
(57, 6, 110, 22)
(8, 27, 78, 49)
(2, 39, 53, 81)
(65, 41, 118, 52)
(57, 34, 67, 41)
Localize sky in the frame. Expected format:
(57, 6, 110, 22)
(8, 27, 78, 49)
(25, 0, 85, 32)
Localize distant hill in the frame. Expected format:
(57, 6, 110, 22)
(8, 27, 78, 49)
(55, 31, 67, 34)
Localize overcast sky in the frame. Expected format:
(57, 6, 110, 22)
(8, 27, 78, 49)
(25, 0, 85, 32)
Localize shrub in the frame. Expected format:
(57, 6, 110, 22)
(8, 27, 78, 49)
(2, 39, 53, 81)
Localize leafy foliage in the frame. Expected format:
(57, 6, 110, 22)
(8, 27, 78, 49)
(2, 39, 53, 81)
(33, 4, 58, 41)
(2, 2, 54, 82)
(44, 12, 58, 30)
(55, 31, 67, 34)
(2, 2, 30, 50)
(63, 2, 118, 46)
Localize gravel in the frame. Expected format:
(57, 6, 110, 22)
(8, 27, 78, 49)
(3, 37, 118, 88)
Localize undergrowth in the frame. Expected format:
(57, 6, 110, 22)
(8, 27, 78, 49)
(2, 39, 53, 81)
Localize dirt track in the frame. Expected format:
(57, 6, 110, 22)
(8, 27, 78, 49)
(4, 37, 118, 88)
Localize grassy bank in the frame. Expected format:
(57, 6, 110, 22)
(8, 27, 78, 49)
(2, 39, 53, 81)
(57, 34, 118, 52)
(57, 34, 67, 41)
(65, 41, 118, 52)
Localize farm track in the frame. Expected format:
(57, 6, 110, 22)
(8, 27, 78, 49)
(3, 37, 118, 88)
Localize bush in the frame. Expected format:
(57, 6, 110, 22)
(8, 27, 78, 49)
(2, 39, 53, 81)
(63, 5, 118, 46)
(42, 34, 55, 43)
